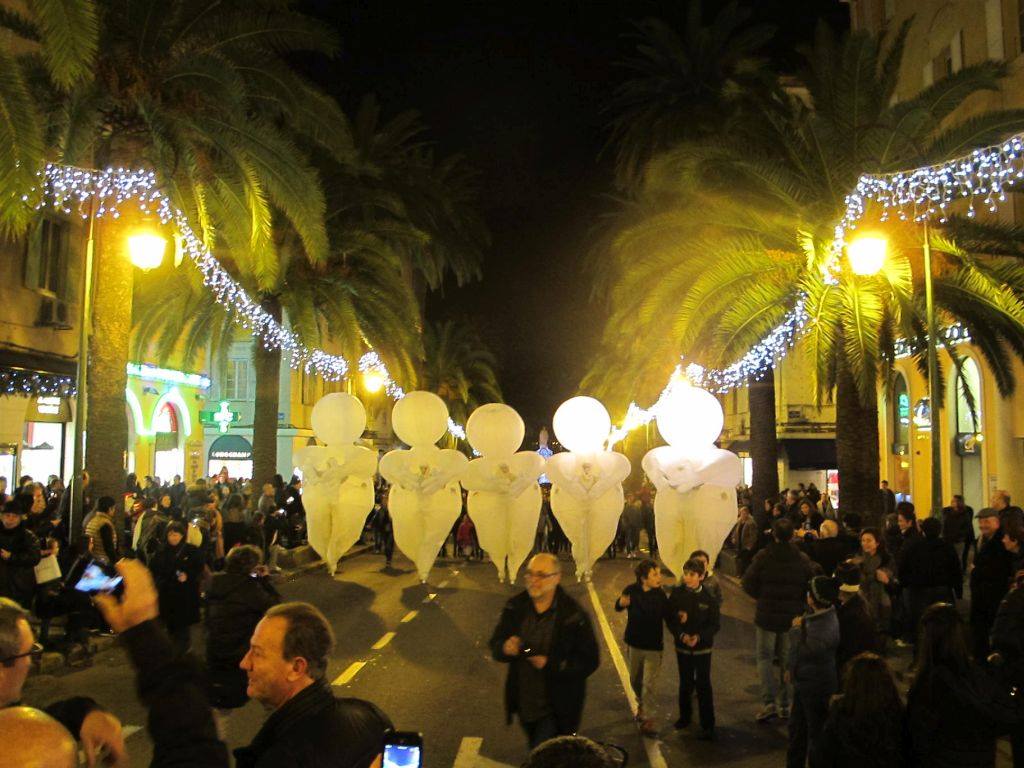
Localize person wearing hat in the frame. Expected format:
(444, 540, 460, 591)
(834, 561, 881, 671)
(785, 575, 840, 768)
(969, 507, 1015, 659)
(0, 501, 40, 609)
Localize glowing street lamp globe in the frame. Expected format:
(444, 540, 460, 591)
(362, 369, 386, 394)
(847, 234, 887, 276)
(127, 232, 167, 271)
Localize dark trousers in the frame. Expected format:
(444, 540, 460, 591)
(907, 586, 954, 644)
(168, 623, 191, 657)
(676, 651, 714, 729)
(787, 689, 830, 768)
(382, 534, 394, 564)
(520, 713, 561, 750)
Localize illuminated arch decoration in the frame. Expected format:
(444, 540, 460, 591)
(125, 387, 146, 435)
(35, 164, 465, 441)
(151, 387, 192, 438)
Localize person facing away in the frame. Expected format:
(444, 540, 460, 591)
(907, 602, 1024, 768)
(970, 507, 1015, 660)
(897, 516, 962, 644)
(614, 558, 669, 737)
(942, 494, 975, 567)
(879, 480, 896, 518)
(666, 557, 721, 740)
(742, 518, 815, 723)
(786, 575, 840, 768)
(988, 516, 1024, 768)
(489, 552, 600, 750)
(205, 545, 281, 710)
(833, 561, 882, 673)
(85, 495, 118, 565)
(812, 652, 908, 768)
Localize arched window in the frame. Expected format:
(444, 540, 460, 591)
(892, 373, 910, 451)
(153, 402, 178, 434)
(955, 358, 982, 434)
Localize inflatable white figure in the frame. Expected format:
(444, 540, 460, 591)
(293, 393, 378, 574)
(378, 391, 468, 582)
(546, 396, 631, 581)
(461, 404, 545, 583)
(641, 385, 742, 579)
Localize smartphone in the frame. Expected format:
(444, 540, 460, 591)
(74, 562, 124, 596)
(383, 732, 423, 768)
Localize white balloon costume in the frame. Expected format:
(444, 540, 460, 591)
(461, 404, 545, 582)
(293, 393, 378, 574)
(378, 391, 468, 582)
(641, 386, 742, 579)
(546, 396, 631, 581)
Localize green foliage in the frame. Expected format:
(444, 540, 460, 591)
(420, 319, 503, 429)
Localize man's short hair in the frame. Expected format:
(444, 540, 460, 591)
(521, 735, 622, 768)
(0, 598, 29, 661)
(265, 602, 334, 681)
(772, 518, 794, 542)
(96, 496, 116, 514)
(225, 544, 263, 575)
(896, 501, 916, 522)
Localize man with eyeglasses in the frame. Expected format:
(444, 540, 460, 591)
(489, 553, 600, 750)
(0, 597, 126, 766)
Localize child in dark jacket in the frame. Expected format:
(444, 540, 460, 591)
(615, 559, 670, 736)
(667, 557, 721, 740)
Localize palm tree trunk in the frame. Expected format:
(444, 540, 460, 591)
(748, 368, 779, 514)
(835, 356, 882, 524)
(84, 213, 133, 507)
(252, 295, 282, 485)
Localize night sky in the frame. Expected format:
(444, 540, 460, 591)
(303, 0, 849, 434)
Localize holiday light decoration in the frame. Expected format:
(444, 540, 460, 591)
(0, 369, 76, 398)
(34, 164, 468, 439)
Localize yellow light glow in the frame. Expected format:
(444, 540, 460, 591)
(847, 234, 887, 276)
(362, 370, 386, 394)
(127, 232, 167, 270)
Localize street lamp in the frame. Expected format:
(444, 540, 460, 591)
(362, 369, 386, 394)
(847, 234, 887, 275)
(127, 231, 167, 270)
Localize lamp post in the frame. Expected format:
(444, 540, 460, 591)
(846, 229, 942, 517)
(69, 222, 166, 542)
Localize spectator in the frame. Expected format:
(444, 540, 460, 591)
(853, 527, 894, 637)
(893, 502, 920, 567)
(812, 652, 907, 768)
(801, 519, 856, 577)
(221, 493, 249, 553)
(489, 553, 600, 749)
(622, 493, 644, 559)
(907, 603, 1023, 768)
(786, 575, 840, 768)
(373, 490, 395, 568)
(970, 507, 1015, 659)
(898, 516, 962, 644)
(731, 505, 759, 576)
(0, 502, 40, 609)
(1005, 515, 1024, 573)
(989, 525, 1024, 768)
(206, 545, 281, 710)
(796, 499, 824, 533)
(521, 735, 624, 768)
(806, 483, 822, 507)
(942, 494, 976, 572)
(741, 518, 814, 723)
(834, 561, 882, 672)
(689, 550, 722, 607)
(149, 521, 204, 655)
(614, 559, 668, 736)
(85, 496, 118, 566)
(235, 602, 393, 767)
(879, 480, 896, 518)
(132, 497, 168, 564)
(991, 489, 1024, 526)
(1, 597, 127, 766)
(256, 484, 278, 518)
(667, 557, 720, 740)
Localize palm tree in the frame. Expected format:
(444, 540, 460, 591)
(11, 0, 357, 499)
(590, 22, 1024, 519)
(419, 318, 502, 439)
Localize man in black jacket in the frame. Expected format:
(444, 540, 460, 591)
(898, 517, 962, 645)
(742, 519, 814, 723)
(235, 602, 393, 768)
(942, 494, 975, 572)
(489, 553, 600, 749)
(0, 502, 41, 608)
(970, 507, 1015, 659)
(989, 519, 1024, 768)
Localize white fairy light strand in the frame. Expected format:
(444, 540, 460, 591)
(38, 164, 467, 439)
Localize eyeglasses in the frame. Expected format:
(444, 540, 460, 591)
(1, 642, 43, 667)
(523, 570, 559, 581)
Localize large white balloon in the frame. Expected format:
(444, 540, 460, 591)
(643, 384, 741, 578)
(656, 385, 724, 448)
(392, 391, 449, 447)
(553, 396, 611, 453)
(467, 403, 525, 457)
(379, 393, 468, 581)
(311, 393, 367, 445)
(463, 403, 543, 582)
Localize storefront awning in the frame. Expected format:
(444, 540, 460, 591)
(782, 438, 837, 470)
(209, 434, 253, 461)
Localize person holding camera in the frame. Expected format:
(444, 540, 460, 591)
(490, 553, 600, 750)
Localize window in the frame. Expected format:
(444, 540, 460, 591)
(223, 359, 250, 400)
(933, 45, 953, 79)
(301, 370, 319, 405)
(892, 374, 910, 452)
(956, 358, 982, 434)
(24, 218, 68, 297)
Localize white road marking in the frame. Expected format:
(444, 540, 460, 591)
(438, 580, 450, 589)
(586, 580, 670, 768)
(123, 725, 143, 739)
(401, 610, 418, 623)
(452, 737, 515, 768)
(423, 593, 438, 603)
(332, 661, 366, 686)
(372, 632, 396, 650)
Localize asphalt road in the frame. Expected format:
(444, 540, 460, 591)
(26, 547, 1007, 768)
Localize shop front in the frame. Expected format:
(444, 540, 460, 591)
(207, 434, 253, 479)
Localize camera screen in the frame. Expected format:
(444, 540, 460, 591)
(383, 744, 421, 768)
(74, 563, 123, 594)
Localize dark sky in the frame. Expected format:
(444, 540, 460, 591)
(303, 0, 849, 434)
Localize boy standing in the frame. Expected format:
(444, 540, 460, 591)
(667, 557, 721, 740)
(690, 549, 723, 607)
